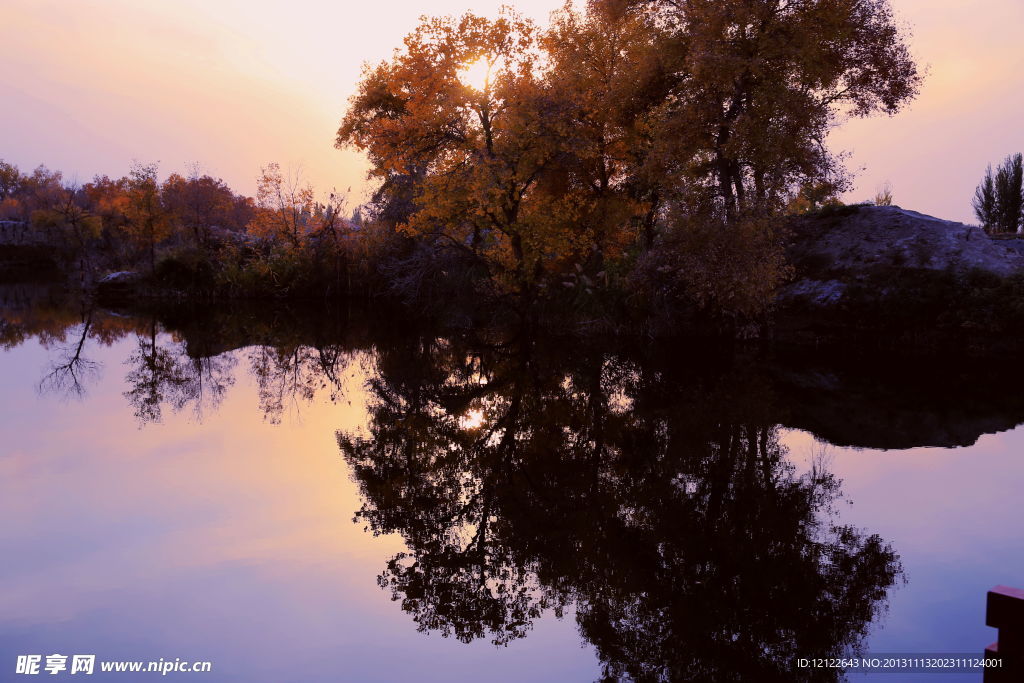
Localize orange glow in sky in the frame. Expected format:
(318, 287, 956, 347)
(3, 0, 1023, 222)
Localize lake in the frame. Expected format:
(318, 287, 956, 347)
(2, 287, 1022, 681)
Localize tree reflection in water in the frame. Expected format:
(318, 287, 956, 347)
(339, 332, 902, 682)
(37, 306, 100, 398)
(123, 319, 237, 424)
(7, 299, 911, 680)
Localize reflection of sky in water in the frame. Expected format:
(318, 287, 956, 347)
(0, 336, 597, 681)
(2, 331, 1022, 682)
(783, 430, 1024, 683)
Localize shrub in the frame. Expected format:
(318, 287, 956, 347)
(153, 247, 216, 290)
(631, 214, 791, 323)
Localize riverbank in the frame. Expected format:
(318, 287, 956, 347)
(772, 205, 1024, 351)
(6, 205, 1024, 352)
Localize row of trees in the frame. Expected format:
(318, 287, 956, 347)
(3, 0, 921, 319)
(0, 159, 252, 265)
(974, 153, 1024, 234)
(338, 0, 920, 314)
(0, 158, 370, 294)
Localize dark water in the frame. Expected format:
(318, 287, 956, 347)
(1, 288, 1022, 681)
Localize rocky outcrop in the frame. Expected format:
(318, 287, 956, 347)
(95, 270, 142, 298)
(781, 205, 1024, 306)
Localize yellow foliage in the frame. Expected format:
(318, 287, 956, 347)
(122, 162, 171, 269)
(246, 162, 315, 249)
(338, 8, 661, 294)
(337, 0, 920, 308)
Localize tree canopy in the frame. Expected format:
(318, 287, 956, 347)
(338, 327, 901, 680)
(338, 0, 920, 305)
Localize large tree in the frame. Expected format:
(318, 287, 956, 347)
(338, 0, 919, 306)
(339, 11, 568, 295)
(629, 0, 920, 218)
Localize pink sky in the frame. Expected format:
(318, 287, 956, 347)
(3, 0, 1022, 222)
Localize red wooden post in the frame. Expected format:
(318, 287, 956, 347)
(985, 585, 1024, 683)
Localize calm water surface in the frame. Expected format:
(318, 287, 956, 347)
(1, 292, 1022, 682)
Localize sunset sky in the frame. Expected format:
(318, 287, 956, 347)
(3, 0, 1022, 222)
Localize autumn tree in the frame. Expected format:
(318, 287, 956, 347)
(29, 182, 103, 280)
(247, 162, 314, 248)
(81, 174, 130, 237)
(6, 165, 66, 223)
(124, 162, 170, 272)
(0, 160, 22, 203)
(625, 0, 918, 315)
(339, 1, 918, 312)
(540, 2, 667, 269)
(630, 0, 920, 217)
(338, 11, 574, 295)
(162, 165, 235, 247)
(0, 161, 23, 222)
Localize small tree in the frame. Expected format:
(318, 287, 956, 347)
(0, 160, 22, 202)
(974, 165, 997, 232)
(162, 165, 234, 247)
(996, 153, 1024, 233)
(30, 182, 102, 280)
(124, 162, 170, 271)
(974, 154, 1023, 234)
(247, 163, 314, 249)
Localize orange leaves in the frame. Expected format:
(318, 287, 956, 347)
(161, 169, 235, 245)
(82, 175, 129, 227)
(644, 0, 919, 215)
(340, 10, 542, 179)
(338, 10, 560, 291)
(336, 0, 918, 308)
(246, 163, 318, 250)
(337, 8, 651, 292)
(0, 197, 21, 220)
(123, 162, 171, 255)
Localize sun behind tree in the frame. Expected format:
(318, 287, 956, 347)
(458, 57, 493, 92)
(338, 0, 920, 314)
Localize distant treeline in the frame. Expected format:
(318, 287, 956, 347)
(0, 159, 397, 301)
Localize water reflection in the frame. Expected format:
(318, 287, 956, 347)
(7, 288, 1023, 449)
(4, 292, 1024, 680)
(122, 320, 236, 423)
(339, 331, 901, 681)
(37, 306, 100, 398)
